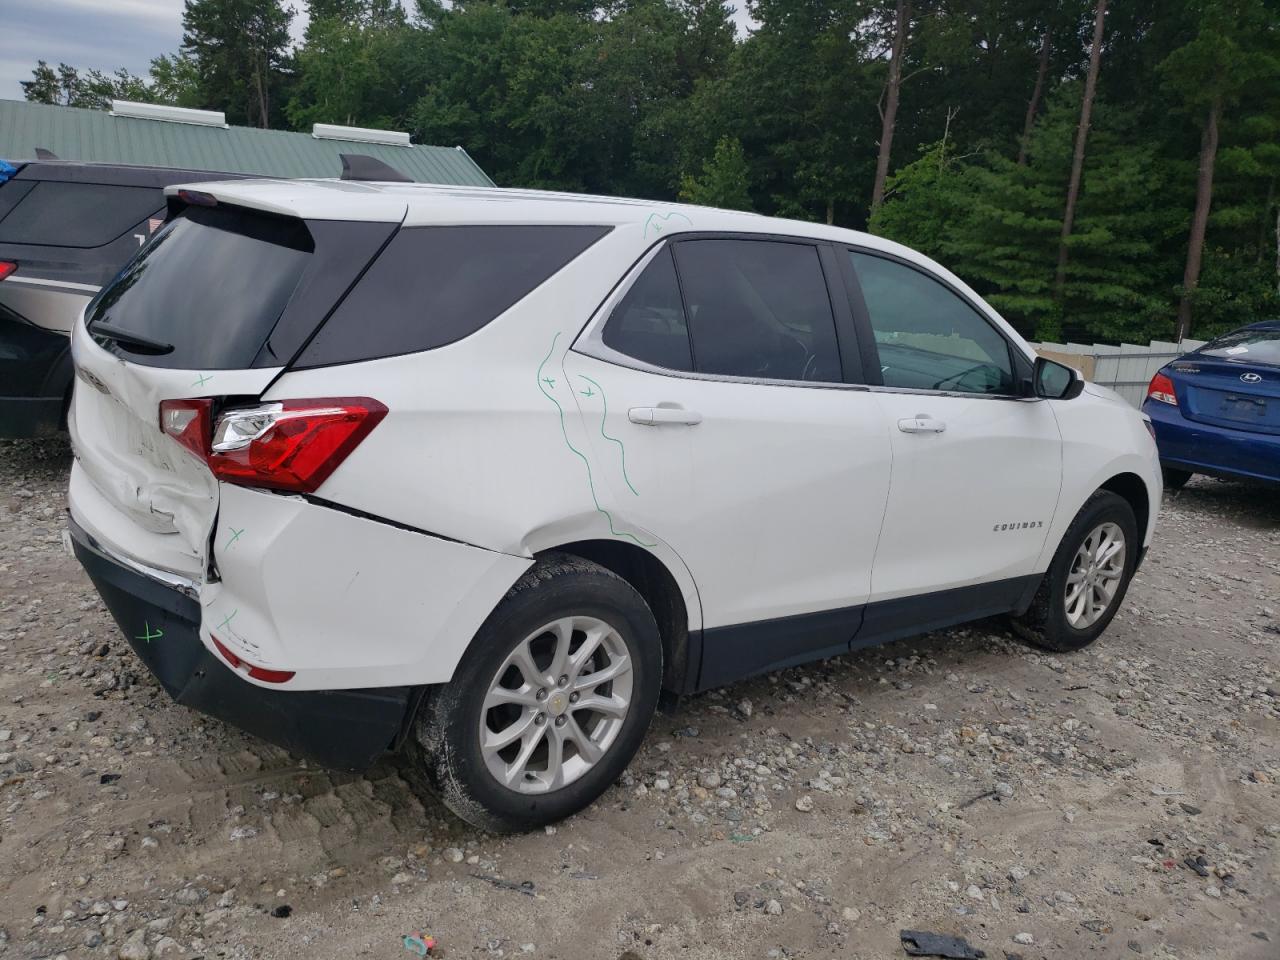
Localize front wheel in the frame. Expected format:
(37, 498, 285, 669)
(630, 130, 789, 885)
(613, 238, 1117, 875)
(405, 554, 662, 832)
(1012, 490, 1138, 653)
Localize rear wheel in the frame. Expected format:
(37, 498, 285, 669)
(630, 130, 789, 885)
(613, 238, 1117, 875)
(1162, 466, 1192, 490)
(1012, 490, 1138, 652)
(406, 554, 661, 832)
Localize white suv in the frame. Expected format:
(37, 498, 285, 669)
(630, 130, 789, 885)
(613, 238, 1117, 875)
(67, 180, 1161, 831)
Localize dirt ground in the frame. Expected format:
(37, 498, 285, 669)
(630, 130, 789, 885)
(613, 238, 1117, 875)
(0, 437, 1276, 960)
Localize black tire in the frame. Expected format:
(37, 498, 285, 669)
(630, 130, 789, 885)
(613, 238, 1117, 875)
(1012, 490, 1139, 653)
(1162, 466, 1192, 490)
(405, 553, 662, 832)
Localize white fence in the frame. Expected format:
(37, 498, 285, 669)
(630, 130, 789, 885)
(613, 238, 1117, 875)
(1033, 339, 1207, 408)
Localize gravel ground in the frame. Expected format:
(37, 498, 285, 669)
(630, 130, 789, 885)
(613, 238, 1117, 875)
(0, 437, 1277, 960)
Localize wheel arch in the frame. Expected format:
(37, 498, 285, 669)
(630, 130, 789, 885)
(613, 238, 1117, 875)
(537, 539, 699, 695)
(1098, 471, 1151, 548)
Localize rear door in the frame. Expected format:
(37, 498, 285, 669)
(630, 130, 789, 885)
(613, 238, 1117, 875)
(840, 248, 1062, 625)
(69, 200, 399, 577)
(568, 235, 892, 686)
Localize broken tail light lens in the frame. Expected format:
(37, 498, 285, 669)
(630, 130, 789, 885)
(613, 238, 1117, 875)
(208, 397, 387, 493)
(159, 398, 214, 460)
(1147, 372, 1177, 406)
(0, 261, 16, 281)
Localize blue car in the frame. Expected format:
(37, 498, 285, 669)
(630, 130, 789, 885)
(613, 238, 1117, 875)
(1143, 320, 1280, 488)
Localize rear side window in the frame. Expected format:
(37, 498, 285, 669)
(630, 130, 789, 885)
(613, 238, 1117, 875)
(297, 225, 611, 367)
(86, 205, 312, 369)
(601, 247, 692, 372)
(674, 239, 842, 382)
(0, 181, 162, 248)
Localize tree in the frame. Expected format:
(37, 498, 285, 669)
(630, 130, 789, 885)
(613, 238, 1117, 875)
(149, 54, 204, 108)
(181, 0, 295, 128)
(680, 136, 752, 209)
(287, 0, 411, 129)
(869, 0, 910, 218)
(1159, 0, 1280, 340)
(1054, 0, 1107, 297)
(21, 60, 153, 110)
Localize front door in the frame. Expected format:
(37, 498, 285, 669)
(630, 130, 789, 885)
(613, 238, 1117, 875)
(566, 236, 893, 686)
(841, 249, 1062, 634)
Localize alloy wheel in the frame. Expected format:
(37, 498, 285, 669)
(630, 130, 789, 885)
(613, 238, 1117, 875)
(479, 616, 634, 794)
(1064, 521, 1127, 629)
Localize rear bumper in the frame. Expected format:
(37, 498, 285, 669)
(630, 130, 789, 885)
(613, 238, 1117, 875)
(69, 515, 414, 772)
(0, 394, 64, 438)
(1144, 399, 1280, 485)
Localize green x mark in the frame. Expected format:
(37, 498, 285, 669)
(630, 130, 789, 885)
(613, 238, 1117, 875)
(192, 374, 213, 388)
(580, 386, 595, 398)
(136, 622, 164, 644)
(225, 527, 245, 549)
(541, 376, 556, 388)
(216, 609, 238, 633)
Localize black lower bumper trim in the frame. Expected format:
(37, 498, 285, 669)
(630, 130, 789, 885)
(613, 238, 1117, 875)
(70, 523, 413, 772)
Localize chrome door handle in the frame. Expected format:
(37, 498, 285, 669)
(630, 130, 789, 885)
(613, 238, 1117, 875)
(898, 416, 946, 434)
(628, 406, 703, 426)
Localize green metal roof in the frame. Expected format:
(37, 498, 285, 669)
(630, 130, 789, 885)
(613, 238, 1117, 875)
(0, 99, 494, 186)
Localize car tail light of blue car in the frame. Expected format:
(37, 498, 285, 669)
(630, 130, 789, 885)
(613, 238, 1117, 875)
(1142, 320, 1280, 488)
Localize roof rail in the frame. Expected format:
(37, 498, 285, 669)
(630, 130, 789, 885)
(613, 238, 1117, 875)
(339, 154, 413, 183)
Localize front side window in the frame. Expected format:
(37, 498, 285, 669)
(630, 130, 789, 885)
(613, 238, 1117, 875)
(674, 239, 842, 382)
(850, 251, 1014, 395)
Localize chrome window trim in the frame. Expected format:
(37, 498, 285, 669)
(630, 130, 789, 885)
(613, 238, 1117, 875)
(573, 238, 869, 393)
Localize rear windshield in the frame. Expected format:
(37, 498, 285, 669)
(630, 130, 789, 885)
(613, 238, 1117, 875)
(86, 205, 312, 369)
(0, 180, 162, 248)
(1199, 326, 1280, 367)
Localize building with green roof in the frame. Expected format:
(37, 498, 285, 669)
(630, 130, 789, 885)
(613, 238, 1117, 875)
(0, 98, 493, 186)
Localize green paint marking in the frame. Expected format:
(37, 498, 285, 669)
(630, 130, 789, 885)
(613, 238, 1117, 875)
(578, 374, 639, 496)
(642, 211, 693, 240)
(136, 622, 164, 644)
(216, 609, 238, 633)
(192, 374, 213, 388)
(537, 334, 655, 547)
(579, 386, 594, 398)
(225, 527, 244, 549)
(541, 376, 556, 388)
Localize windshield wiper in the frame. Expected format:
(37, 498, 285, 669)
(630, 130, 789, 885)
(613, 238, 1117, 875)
(90, 322, 174, 355)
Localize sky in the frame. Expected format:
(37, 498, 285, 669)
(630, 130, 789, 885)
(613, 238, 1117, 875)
(0, 0, 309, 102)
(1, 1, 755, 106)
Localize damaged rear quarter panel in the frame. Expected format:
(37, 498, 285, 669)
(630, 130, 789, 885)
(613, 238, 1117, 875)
(202, 483, 532, 691)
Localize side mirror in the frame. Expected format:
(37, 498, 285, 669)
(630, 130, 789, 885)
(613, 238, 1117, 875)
(1034, 356, 1085, 400)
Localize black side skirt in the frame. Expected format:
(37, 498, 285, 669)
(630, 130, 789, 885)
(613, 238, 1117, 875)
(695, 574, 1040, 692)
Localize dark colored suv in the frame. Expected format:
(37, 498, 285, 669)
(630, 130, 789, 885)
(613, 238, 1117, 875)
(0, 160, 250, 437)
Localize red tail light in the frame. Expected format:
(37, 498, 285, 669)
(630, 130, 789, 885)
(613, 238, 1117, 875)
(209, 397, 386, 493)
(158, 397, 385, 493)
(1147, 372, 1177, 406)
(0, 261, 16, 281)
(159, 398, 214, 460)
(211, 635, 295, 684)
